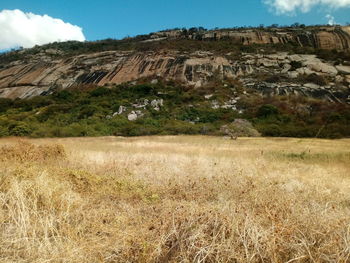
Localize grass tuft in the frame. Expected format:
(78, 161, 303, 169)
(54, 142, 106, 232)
(0, 140, 66, 162)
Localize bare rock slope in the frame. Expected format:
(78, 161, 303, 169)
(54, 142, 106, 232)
(0, 26, 350, 101)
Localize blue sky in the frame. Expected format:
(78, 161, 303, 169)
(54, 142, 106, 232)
(1, 0, 350, 42)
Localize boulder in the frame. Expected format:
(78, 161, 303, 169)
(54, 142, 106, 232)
(345, 76, 350, 84)
(257, 58, 278, 67)
(307, 62, 337, 75)
(304, 83, 320, 89)
(128, 111, 138, 121)
(288, 71, 299, 79)
(335, 75, 344, 83)
(336, 65, 350, 75)
(266, 53, 288, 61)
(211, 100, 220, 109)
(288, 54, 304, 62)
(118, 106, 126, 115)
(220, 119, 260, 137)
(133, 99, 149, 109)
(194, 80, 203, 88)
(150, 99, 163, 111)
(204, 94, 213, 99)
(114, 105, 126, 115)
(135, 110, 144, 117)
(151, 99, 163, 109)
(295, 67, 315, 75)
(281, 63, 291, 73)
(221, 98, 237, 110)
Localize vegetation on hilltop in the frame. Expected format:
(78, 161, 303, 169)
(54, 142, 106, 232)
(1, 24, 350, 65)
(0, 82, 349, 138)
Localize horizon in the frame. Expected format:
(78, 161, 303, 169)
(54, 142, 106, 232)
(0, 22, 347, 54)
(1, 0, 350, 51)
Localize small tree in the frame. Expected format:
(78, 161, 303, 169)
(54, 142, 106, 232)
(257, 104, 279, 118)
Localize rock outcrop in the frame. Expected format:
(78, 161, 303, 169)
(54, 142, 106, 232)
(0, 50, 248, 98)
(0, 26, 349, 101)
(0, 50, 349, 102)
(154, 26, 350, 50)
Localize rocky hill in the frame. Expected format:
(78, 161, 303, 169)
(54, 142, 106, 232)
(0, 25, 350, 103)
(0, 25, 350, 139)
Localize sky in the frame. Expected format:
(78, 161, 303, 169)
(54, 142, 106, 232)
(0, 0, 350, 50)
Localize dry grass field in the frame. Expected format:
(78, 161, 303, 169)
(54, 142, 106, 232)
(0, 136, 349, 263)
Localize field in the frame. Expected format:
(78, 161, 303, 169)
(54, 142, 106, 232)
(0, 136, 349, 262)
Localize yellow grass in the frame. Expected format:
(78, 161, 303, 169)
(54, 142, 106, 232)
(0, 136, 349, 262)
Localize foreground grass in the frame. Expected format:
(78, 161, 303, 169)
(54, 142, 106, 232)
(0, 136, 349, 262)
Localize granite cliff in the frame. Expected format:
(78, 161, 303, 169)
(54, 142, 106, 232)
(0, 26, 350, 102)
(153, 26, 350, 50)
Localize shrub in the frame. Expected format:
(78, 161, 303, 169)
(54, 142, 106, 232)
(256, 104, 279, 118)
(0, 98, 13, 112)
(0, 126, 9, 137)
(61, 123, 97, 137)
(8, 122, 32, 136)
(265, 74, 286, 83)
(290, 61, 303, 71)
(305, 73, 328, 86)
(78, 105, 100, 119)
(0, 83, 348, 139)
(24, 96, 53, 110)
(53, 90, 75, 102)
(89, 87, 111, 97)
(37, 104, 72, 122)
(256, 123, 282, 136)
(163, 120, 201, 135)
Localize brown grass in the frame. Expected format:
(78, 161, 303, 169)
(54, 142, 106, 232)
(0, 136, 349, 262)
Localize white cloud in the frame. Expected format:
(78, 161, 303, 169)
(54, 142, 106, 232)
(0, 9, 85, 50)
(264, 0, 350, 14)
(326, 14, 337, 24)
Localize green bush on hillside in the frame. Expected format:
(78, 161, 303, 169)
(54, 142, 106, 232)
(0, 83, 348, 138)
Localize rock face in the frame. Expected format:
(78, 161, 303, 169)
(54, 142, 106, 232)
(0, 50, 252, 98)
(0, 50, 349, 102)
(155, 26, 350, 49)
(0, 26, 349, 101)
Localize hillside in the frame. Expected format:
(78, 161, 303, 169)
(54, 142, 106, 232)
(1, 25, 350, 99)
(0, 25, 349, 138)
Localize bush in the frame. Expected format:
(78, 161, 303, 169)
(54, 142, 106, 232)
(89, 87, 111, 97)
(53, 90, 75, 102)
(37, 104, 72, 122)
(0, 83, 348, 139)
(220, 119, 261, 137)
(163, 120, 201, 135)
(290, 61, 303, 71)
(256, 123, 282, 136)
(8, 122, 32, 136)
(78, 105, 100, 119)
(0, 126, 9, 137)
(256, 104, 279, 118)
(305, 73, 328, 86)
(0, 98, 13, 112)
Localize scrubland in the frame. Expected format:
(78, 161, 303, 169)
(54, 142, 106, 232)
(0, 136, 349, 262)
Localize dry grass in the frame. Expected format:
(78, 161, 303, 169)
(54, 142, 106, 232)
(0, 136, 349, 263)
